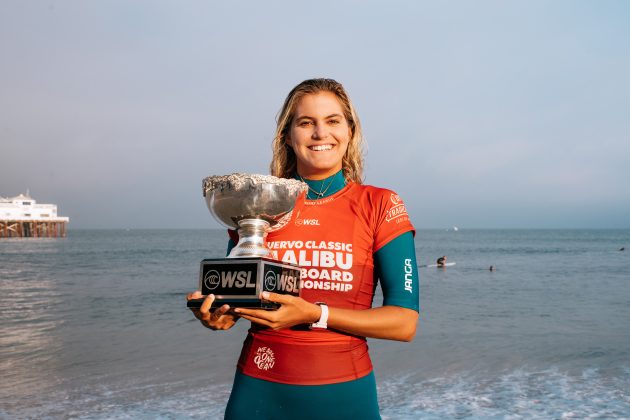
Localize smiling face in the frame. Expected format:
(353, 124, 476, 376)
(286, 91, 352, 180)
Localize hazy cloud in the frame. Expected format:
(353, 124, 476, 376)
(1, 1, 628, 228)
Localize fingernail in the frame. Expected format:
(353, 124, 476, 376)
(262, 291, 270, 299)
(233, 308, 241, 313)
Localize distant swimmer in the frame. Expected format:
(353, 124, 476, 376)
(437, 256, 447, 267)
(620, 247, 625, 251)
(489, 265, 496, 271)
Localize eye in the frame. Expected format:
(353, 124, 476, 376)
(328, 119, 341, 125)
(298, 120, 313, 127)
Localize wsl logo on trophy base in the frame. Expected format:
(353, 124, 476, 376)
(187, 173, 307, 310)
(197, 258, 301, 309)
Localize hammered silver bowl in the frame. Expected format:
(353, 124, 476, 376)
(203, 173, 307, 258)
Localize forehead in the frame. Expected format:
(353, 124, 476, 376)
(294, 91, 344, 117)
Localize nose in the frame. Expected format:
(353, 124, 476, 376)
(312, 123, 329, 140)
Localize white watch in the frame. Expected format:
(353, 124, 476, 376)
(310, 302, 328, 329)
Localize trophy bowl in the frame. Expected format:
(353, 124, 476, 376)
(203, 173, 307, 258)
(187, 173, 307, 310)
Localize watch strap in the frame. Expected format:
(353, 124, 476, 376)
(310, 302, 328, 329)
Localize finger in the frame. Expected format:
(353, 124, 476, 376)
(186, 290, 203, 301)
(260, 291, 292, 304)
(190, 308, 203, 321)
(200, 294, 215, 314)
(201, 319, 218, 330)
(212, 304, 230, 320)
(234, 307, 276, 322)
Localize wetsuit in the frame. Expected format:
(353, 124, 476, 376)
(224, 170, 419, 419)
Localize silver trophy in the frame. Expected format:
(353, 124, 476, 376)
(187, 174, 307, 310)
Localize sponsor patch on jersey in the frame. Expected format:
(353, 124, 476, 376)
(404, 258, 413, 292)
(385, 194, 409, 222)
(254, 346, 275, 370)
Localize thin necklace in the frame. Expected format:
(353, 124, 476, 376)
(299, 175, 335, 199)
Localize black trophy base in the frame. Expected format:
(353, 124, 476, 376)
(186, 297, 280, 310)
(188, 257, 301, 311)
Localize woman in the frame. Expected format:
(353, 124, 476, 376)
(187, 78, 419, 419)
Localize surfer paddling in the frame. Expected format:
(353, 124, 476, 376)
(436, 255, 447, 267)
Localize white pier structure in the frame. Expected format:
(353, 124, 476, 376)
(0, 193, 69, 238)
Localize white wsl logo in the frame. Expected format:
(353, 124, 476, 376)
(204, 269, 221, 290)
(264, 270, 277, 290)
(263, 271, 299, 293)
(296, 218, 320, 226)
(204, 269, 256, 290)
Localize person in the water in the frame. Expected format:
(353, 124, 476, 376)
(437, 255, 447, 267)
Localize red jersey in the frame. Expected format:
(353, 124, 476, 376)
(230, 182, 415, 385)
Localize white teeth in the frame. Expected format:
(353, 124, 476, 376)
(310, 145, 333, 151)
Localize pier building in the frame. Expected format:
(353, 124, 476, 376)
(0, 193, 69, 238)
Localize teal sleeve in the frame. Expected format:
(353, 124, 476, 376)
(374, 231, 420, 312)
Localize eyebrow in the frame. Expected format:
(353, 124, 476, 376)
(295, 113, 344, 121)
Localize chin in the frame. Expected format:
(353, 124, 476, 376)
(306, 163, 340, 173)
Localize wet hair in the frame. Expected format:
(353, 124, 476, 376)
(270, 78, 364, 183)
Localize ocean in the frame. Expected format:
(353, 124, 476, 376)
(1, 229, 629, 419)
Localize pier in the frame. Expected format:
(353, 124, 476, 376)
(0, 193, 69, 238)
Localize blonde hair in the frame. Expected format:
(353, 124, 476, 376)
(270, 78, 364, 184)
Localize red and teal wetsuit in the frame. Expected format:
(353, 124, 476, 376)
(224, 170, 419, 419)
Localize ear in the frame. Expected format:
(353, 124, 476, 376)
(285, 135, 292, 148)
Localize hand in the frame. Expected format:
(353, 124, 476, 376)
(186, 291, 239, 331)
(234, 291, 320, 330)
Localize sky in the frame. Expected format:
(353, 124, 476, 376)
(1, 0, 629, 229)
